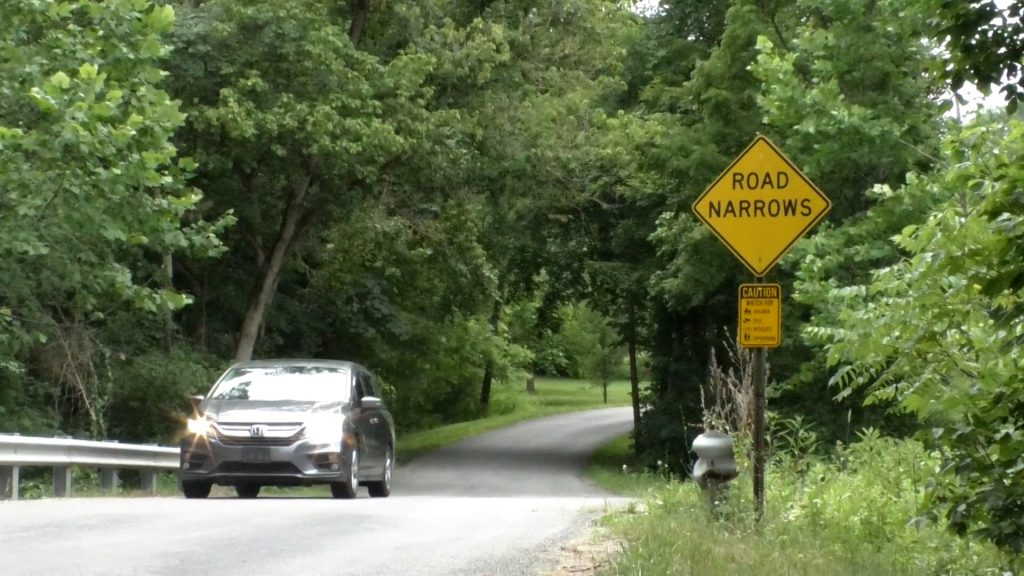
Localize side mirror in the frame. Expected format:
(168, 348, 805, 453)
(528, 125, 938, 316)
(361, 396, 382, 410)
(189, 395, 205, 412)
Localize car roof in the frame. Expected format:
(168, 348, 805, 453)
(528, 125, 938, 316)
(228, 359, 366, 372)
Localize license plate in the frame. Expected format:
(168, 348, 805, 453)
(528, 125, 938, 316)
(240, 447, 271, 463)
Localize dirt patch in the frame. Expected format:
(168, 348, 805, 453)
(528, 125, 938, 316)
(539, 525, 623, 575)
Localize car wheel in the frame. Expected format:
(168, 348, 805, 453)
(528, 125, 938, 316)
(235, 483, 261, 498)
(182, 481, 211, 499)
(331, 448, 358, 499)
(366, 446, 393, 498)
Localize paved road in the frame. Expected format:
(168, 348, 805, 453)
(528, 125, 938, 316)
(0, 407, 633, 576)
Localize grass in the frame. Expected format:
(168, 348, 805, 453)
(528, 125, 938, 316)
(12, 469, 183, 499)
(586, 433, 667, 497)
(587, 434, 1018, 576)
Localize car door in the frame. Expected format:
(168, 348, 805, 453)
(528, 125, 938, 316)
(352, 370, 381, 475)
(362, 371, 392, 456)
(357, 370, 389, 473)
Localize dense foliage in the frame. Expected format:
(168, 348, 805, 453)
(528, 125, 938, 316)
(0, 0, 229, 437)
(801, 117, 1024, 551)
(0, 0, 1020, 557)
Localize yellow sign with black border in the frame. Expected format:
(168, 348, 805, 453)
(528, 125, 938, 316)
(693, 136, 830, 277)
(739, 283, 781, 348)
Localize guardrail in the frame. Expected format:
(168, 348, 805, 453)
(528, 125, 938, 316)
(0, 434, 180, 500)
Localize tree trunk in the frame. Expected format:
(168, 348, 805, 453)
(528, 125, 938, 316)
(628, 326, 642, 452)
(479, 297, 502, 413)
(163, 252, 174, 352)
(234, 176, 312, 362)
(348, 0, 371, 45)
(602, 379, 608, 404)
(526, 373, 535, 394)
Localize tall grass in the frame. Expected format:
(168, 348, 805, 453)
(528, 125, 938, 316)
(601, 431, 1016, 575)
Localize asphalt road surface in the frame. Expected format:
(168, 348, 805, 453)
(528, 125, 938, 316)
(0, 407, 633, 576)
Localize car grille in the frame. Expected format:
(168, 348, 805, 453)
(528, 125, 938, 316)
(214, 462, 302, 475)
(212, 422, 303, 447)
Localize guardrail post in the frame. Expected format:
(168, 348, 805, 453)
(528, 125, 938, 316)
(54, 466, 72, 497)
(1, 465, 19, 500)
(141, 470, 158, 494)
(100, 468, 119, 492)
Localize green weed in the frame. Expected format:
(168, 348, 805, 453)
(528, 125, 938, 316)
(598, 433, 1017, 575)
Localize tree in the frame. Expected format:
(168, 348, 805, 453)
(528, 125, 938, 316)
(428, 0, 642, 412)
(927, 0, 1024, 111)
(748, 0, 945, 440)
(634, 0, 775, 472)
(802, 114, 1024, 552)
(0, 0, 228, 436)
(167, 0, 434, 361)
(560, 303, 626, 403)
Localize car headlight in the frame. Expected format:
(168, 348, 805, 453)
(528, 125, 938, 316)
(304, 414, 344, 441)
(187, 416, 211, 436)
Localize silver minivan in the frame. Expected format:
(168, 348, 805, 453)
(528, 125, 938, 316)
(179, 359, 395, 499)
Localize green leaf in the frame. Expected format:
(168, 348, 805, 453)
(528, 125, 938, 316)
(49, 70, 71, 89)
(78, 63, 98, 80)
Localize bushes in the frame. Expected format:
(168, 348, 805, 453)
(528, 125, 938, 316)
(104, 346, 223, 444)
(606, 432, 1016, 575)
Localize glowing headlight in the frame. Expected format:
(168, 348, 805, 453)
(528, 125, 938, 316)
(187, 416, 211, 436)
(304, 414, 344, 441)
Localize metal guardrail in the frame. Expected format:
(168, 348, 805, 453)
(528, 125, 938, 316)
(0, 434, 180, 500)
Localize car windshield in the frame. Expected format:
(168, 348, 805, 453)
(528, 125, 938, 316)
(208, 365, 350, 402)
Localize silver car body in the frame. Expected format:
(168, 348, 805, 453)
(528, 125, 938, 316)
(179, 359, 395, 498)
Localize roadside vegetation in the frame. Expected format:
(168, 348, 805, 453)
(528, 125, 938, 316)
(590, 431, 1018, 575)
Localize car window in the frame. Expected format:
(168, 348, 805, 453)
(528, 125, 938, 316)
(364, 372, 380, 398)
(354, 372, 367, 401)
(208, 365, 351, 402)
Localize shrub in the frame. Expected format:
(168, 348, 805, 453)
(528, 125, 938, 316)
(606, 433, 1015, 575)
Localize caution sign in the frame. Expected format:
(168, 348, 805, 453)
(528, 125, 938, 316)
(739, 283, 781, 348)
(693, 136, 830, 277)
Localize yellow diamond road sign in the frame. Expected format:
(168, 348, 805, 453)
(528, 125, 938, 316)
(693, 136, 831, 277)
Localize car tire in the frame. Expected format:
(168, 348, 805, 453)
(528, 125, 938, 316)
(235, 483, 260, 498)
(182, 481, 211, 499)
(366, 446, 393, 498)
(331, 448, 359, 499)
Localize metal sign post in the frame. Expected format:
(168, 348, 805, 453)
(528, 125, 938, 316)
(752, 324, 767, 519)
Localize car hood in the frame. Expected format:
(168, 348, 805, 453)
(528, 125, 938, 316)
(202, 400, 345, 424)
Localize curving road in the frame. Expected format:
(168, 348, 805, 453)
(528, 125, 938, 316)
(0, 407, 633, 576)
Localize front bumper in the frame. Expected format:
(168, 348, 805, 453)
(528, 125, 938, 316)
(179, 434, 351, 487)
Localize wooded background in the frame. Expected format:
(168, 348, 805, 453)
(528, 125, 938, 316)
(1, 0, 1022, 551)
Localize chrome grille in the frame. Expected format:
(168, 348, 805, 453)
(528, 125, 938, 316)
(212, 422, 303, 447)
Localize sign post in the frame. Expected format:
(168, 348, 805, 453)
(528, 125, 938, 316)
(751, 330, 767, 518)
(692, 135, 829, 519)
